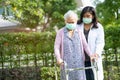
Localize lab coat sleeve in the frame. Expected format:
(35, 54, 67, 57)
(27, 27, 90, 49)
(95, 24, 105, 56)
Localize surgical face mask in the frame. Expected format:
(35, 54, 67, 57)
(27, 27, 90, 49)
(83, 18, 92, 24)
(66, 23, 76, 30)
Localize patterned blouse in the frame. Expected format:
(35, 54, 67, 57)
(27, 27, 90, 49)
(60, 28, 86, 80)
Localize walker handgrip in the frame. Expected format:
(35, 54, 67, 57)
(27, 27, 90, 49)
(91, 59, 98, 71)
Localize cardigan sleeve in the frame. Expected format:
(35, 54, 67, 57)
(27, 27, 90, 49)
(54, 29, 63, 62)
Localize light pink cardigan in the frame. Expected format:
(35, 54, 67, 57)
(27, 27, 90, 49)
(54, 27, 92, 62)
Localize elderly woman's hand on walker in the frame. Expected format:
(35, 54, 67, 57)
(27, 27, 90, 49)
(57, 59, 64, 66)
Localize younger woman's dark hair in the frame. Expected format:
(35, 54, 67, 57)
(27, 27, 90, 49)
(77, 6, 98, 28)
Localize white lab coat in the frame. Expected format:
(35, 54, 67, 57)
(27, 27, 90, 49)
(78, 23, 105, 80)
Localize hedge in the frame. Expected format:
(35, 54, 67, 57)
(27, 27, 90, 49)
(0, 26, 120, 80)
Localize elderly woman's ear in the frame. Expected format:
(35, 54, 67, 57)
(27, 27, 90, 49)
(64, 21, 67, 24)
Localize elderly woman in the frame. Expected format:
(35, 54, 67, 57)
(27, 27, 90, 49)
(54, 10, 94, 80)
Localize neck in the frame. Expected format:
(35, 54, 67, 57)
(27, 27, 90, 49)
(68, 30, 74, 38)
(67, 28, 74, 32)
(84, 23, 92, 30)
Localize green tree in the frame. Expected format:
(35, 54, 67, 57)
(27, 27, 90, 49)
(95, 0, 120, 26)
(41, 0, 76, 31)
(95, 1, 120, 79)
(104, 26, 120, 79)
(0, 0, 77, 31)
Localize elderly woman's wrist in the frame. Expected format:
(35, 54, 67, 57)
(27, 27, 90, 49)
(60, 61, 64, 65)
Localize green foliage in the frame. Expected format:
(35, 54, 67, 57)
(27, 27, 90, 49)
(41, 67, 60, 80)
(103, 25, 120, 80)
(104, 66, 120, 80)
(0, 32, 56, 68)
(0, 0, 77, 31)
(0, 28, 120, 79)
(0, 32, 61, 80)
(96, 0, 120, 26)
(105, 26, 120, 49)
(39, 0, 77, 31)
(0, 32, 55, 53)
(10, 0, 43, 28)
(0, 67, 41, 80)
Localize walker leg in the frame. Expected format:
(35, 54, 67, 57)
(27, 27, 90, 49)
(66, 72, 69, 80)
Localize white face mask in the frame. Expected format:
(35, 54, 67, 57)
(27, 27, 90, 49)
(83, 18, 92, 24)
(66, 23, 76, 30)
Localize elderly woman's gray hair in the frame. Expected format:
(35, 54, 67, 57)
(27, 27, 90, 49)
(64, 10, 78, 20)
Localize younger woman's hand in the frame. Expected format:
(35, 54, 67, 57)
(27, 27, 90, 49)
(90, 53, 98, 62)
(94, 53, 99, 60)
(90, 55, 95, 62)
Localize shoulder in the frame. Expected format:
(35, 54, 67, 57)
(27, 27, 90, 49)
(76, 27, 84, 37)
(77, 23, 84, 31)
(97, 22, 104, 30)
(58, 27, 64, 32)
(77, 23, 84, 27)
(56, 27, 65, 35)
